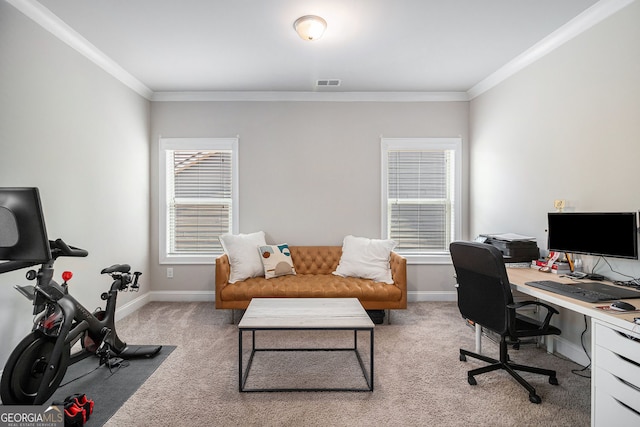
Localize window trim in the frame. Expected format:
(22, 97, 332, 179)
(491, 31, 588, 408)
(381, 137, 462, 264)
(159, 137, 239, 264)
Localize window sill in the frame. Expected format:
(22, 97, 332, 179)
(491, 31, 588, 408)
(160, 254, 222, 265)
(399, 253, 452, 265)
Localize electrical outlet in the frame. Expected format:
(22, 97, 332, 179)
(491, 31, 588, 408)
(554, 200, 565, 211)
(166, 267, 173, 279)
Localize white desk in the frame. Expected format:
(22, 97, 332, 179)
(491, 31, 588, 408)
(502, 268, 640, 426)
(506, 268, 639, 331)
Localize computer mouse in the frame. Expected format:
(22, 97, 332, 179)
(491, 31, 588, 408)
(610, 301, 637, 311)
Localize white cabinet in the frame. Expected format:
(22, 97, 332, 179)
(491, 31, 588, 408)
(591, 319, 640, 426)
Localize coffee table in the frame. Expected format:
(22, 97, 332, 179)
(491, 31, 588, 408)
(238, 298, 374, 392)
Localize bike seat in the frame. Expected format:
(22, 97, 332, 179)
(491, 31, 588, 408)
(100, 264, 131, 274)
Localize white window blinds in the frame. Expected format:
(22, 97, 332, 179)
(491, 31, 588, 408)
(168, 150, 232, 254)
(160, 138, 238, 263)
(382, 138, 461, 260)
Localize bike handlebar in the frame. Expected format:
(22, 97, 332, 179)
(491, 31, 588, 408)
(51, 239, 89, 258)
(0, 238, 88, 275)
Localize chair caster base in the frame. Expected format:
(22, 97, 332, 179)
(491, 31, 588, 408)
(468, 376, 477, 386)
(529, 394, 541, 404)
(549, 376, 558, 386)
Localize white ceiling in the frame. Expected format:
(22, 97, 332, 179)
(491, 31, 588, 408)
(13, 0, 630, 99)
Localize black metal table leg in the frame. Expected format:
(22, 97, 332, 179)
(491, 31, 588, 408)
(239, 327, 374, 392)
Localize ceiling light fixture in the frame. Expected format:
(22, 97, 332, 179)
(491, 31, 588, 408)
(293, 15, 327, 41)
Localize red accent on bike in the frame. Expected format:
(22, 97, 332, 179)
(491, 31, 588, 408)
(43, 312, 62, 330)
(62, 271, 73, 282)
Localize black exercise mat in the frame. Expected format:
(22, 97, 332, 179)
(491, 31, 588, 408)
(48, 346, 175, 426)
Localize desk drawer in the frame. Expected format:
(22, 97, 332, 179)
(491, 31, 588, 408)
(594, 344, 640, 390)
(592, 321, 640, 427)
(594, 367, 640, 425)
(594, 322, 640, 364)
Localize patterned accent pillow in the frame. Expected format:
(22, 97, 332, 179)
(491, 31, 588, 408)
(258, 244, 296, 279)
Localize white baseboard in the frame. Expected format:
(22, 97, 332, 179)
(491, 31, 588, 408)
(550, 334, 591, 367)
(408, 290, 457, 302)
(149, 290, 216, 302)
(115, 292, 152, 321)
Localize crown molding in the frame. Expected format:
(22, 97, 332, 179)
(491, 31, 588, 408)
(8, 0, 153, 99)
(467, 0, 636, 99)
(11, 0, 632, 103)
(151, 91, 469, 102)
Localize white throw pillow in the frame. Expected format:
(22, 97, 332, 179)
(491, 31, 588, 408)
(333, 235, 397, 284)
(258, 244, 296, 279)
(219, 231, 267, 283)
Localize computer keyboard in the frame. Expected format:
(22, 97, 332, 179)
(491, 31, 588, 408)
(525, 280, 618, 303)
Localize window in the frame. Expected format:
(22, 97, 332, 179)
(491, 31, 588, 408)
(381, 138, 461, 264)
(159, 137, 238, 264)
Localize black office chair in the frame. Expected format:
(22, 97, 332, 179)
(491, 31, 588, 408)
(450, 241, 561, 404)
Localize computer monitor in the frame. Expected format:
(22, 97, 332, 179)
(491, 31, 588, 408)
(547, 212, 638, 260)
(0, 187, 51, 262)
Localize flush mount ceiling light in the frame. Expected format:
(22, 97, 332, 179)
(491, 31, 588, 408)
(293, 15, 327, 41)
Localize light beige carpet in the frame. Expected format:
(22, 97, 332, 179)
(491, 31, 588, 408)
(107, 302, 590, 426)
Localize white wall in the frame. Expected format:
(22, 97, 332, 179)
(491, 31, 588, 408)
(150, 101, 469, 300)
(0, 3, 151, 368)
(469, 1, 640, 364)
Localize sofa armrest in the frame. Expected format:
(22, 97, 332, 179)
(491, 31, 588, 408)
(215, 254, 230, 308)
(390, 251, 407, 291)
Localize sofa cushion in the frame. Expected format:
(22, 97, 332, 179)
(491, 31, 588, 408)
(259, 243, 296, 278)
(219, 231, 266, 283)
(333, 235, 397, 284)
(289, 246, 341, 275)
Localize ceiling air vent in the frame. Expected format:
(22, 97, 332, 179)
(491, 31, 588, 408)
(316, 79, 341, 87)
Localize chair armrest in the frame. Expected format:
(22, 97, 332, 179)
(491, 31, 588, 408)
(508, 300, 559, 332)
(508, 300, 559, 314)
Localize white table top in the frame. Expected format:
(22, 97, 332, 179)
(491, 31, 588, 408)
(238, 298, 375, 329)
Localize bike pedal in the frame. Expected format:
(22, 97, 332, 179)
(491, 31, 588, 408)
(98, 352, 112, 366)
(107, 357, 124, 367)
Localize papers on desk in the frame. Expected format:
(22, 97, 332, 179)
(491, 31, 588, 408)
(505, 262, 532, 268)
(485, 233, 536, 242)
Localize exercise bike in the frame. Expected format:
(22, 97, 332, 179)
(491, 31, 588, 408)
(0, 238, 162, 405)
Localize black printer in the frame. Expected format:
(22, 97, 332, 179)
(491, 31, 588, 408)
(478, 234, 539, 263)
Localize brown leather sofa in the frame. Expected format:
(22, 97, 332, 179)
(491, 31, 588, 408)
(215, 246, 407, 312)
